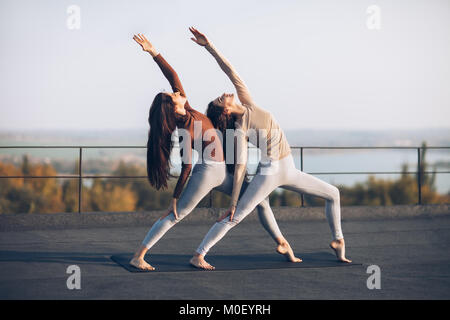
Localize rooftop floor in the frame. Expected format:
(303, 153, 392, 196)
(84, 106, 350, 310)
(1, 206, 450, 299)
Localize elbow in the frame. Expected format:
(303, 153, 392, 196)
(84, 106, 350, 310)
(182, 163, 192, 175)
(234, 163, 247, 175)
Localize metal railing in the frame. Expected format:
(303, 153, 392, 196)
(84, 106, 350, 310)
(0, 145, 449, 212)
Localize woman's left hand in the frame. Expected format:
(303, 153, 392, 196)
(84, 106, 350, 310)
(189, 27, 210, 46)
(160, 198, 178, 220)
(133, 33, 158, 56)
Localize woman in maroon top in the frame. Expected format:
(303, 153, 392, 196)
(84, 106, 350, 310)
(130, 34, 299, 271)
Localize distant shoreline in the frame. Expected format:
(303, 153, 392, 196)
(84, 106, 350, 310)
(1, 128, 450, 147)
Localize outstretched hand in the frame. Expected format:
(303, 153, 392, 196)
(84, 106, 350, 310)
(133, 33, 158, 57)
(189, 27, 210, 46)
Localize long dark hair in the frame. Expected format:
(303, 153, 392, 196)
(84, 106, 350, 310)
(206, 101, 239, 174)
(146, 92, 177, 190)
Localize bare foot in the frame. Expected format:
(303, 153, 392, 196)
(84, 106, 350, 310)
(276, 242, 302, 262)
(129, 257, 155, 271)
(330, 239, 352, 263)
(190, 256, 215, 270)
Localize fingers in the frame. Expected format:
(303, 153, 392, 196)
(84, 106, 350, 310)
(194, 27, 205, 37)
(160, 211, 169, 220)
(217, 211, 230, 222)
(191, 26, 201, 34)
(133, 34, 147, 45)
(133, 34, 142, 44)
(189, 26, 202, 37)
(160, 209, 178, 221)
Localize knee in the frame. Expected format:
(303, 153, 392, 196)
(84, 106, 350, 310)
(173, 205, 194, 223)
(166, 212, 184, 224)
(174, 213, 188, 224)
(173, 216, 181, 224)
(256, 198, 270, 211)
(231, 216, 242, 225)
(218, 216, 240, 227)
(330, 185, 340, 202)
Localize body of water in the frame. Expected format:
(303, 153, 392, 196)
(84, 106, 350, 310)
(1, 135, 449, 194)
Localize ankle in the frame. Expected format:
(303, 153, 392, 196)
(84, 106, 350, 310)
(136, 246, 149, 259)
(193, 252, 203, 259)
(276, 237, 288, 247)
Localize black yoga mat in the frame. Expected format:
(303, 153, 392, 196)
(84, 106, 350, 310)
(111, 252, 362, 273)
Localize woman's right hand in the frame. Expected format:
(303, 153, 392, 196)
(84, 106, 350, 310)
(133, 33, 158, 57)
(217, 205, 236, 222)
(189, 27, 210, 47)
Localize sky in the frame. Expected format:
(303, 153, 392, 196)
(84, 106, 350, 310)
(0, 0, 449, 131)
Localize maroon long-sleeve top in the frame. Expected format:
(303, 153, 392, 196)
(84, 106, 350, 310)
(153, 54, 224, 198)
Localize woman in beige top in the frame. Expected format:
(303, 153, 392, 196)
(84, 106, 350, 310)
(188, 28, 351, 270)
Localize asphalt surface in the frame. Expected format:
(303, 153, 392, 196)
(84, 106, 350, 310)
(1, 215, 450, 299)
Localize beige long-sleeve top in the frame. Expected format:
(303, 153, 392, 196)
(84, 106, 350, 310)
(205, 43, 292, 207)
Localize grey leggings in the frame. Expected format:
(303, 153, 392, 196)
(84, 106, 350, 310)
(141, 160, 283, 249)
(196, 153, 344, 256)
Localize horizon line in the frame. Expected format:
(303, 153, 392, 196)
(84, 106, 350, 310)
(1, 127, 450, 132)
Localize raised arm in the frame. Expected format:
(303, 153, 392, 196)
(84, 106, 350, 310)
(133, 33, 191, 108)
(134, 33, 193, 219)
(189, 27, 254, 106)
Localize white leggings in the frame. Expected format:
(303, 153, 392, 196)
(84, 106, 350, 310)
(196, 153, 344, 256)
(141, 161, 283, 249)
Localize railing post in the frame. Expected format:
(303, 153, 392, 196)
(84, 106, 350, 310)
(300, 147, 305, 207)
(417, 147, 422, 205)
(78, 147, 83, 213)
